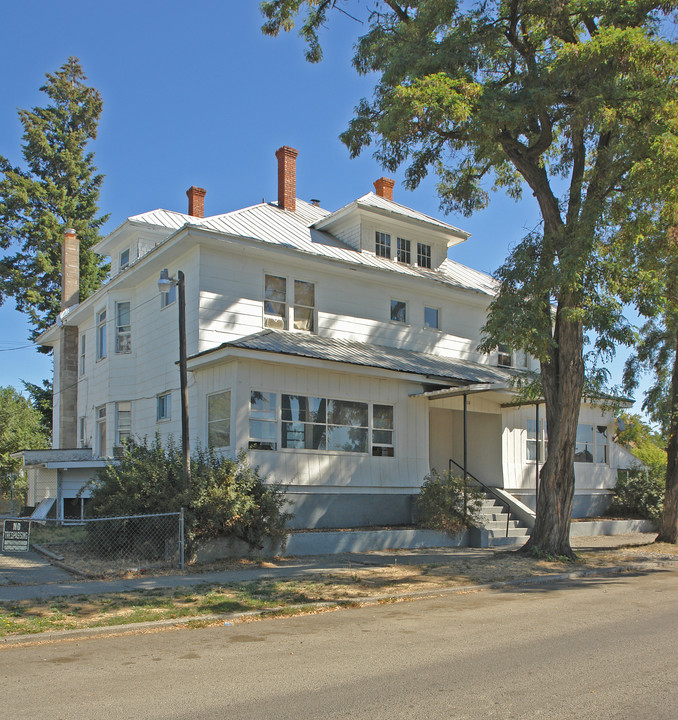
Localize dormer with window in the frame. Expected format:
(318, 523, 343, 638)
(313, 179, 469, 271)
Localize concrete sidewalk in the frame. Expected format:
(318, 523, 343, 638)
(0, 532, 659, 604)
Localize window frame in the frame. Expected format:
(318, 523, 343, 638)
(390, 298, 408, 324)
(526, 418, 548, 463)
(115, 301, 132, 354)
(115, 401, 132, 447)
(375, 231, 391, 259)
(207, 390, 232, 449)
(396, 237, 411, 264)
(248, 390, 278, 450)
(96, 309, 107, 361)
(574, 423, 609, 465)
(79, 333, 86, 376)
(293, 279, 316, 333)
(497, 344, 512, 367)
(416, 242, 432, 268)
(157, 392, 171, 422)
(96, 405, 106, 457)
(119, 248, 130, 271)
(263, 273, 288, 330)
(160, 281, 176, 309)
(424, 306, 440, 330)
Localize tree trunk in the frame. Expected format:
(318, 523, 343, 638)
(522, 302, 584, 559)
(656, 327, 678, 543)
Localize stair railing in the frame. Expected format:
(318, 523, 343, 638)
(448, 459, 510, 537)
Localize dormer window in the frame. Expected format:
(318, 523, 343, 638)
(417, 242, 432, 269)
(376, 232, 391, 258)
(396, 238, 411, 264)
(119, 248, 130, 271)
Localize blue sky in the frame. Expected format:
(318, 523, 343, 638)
(0, 1, 648, 414)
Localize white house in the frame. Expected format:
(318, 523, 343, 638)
(20, 146, 634, 525)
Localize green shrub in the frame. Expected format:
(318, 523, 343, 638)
(415, 469, 484, 536)
(82, 437, 293, 556)
(608, 466, 664, 521)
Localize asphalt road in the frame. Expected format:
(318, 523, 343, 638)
(2, 567, 677, 719)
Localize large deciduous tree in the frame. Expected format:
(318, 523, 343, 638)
(0, 57, 109, 346)
(262, 0, 678, 556)
(0, 386, 49, 505)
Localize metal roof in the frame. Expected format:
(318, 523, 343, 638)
(192, 330, 514, 385)
(114, 198, 497, 297)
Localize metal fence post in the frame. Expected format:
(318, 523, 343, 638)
(179, 507, 185, 570)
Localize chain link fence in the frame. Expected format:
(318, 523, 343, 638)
(0, 511, 185, 583)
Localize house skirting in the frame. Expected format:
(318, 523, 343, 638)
(509, 489, 614, 518)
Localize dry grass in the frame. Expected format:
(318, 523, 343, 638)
(2, 538, 676, 639)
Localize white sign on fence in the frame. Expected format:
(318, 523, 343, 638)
(2, 520, 31, 552)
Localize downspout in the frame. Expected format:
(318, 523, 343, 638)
(56, 469, 63, 525)
(535, 402, 540, 505)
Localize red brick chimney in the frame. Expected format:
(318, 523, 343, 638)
(61, 228, 80, 310)
(276, 146, 298, 212)
(374, 177, 395, 202)
(186, 186, 206, 218)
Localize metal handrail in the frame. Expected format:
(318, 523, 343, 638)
(448, 459, 510, 537)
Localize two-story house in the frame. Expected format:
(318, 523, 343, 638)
(18, 146, 635, 526)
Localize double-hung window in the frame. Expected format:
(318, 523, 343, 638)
(424, 306, 440, 330)
(119, 248, 130, 271)
(79, 417, 87, 448)
(96, 309, 107, 360)
(249, 391, 277, 450)
(417, 242, 432, 268)
(264, 274, 287, 329)
(207, 390, 231, 448)
(372, 405, 394, 456)
(376, 232, 391, 258)
(575, 424, 608, 464)
(115, 302, 132, 354)
(157, 392, 171, 422)
(396, 238, 411, 264)
(391, 299, 407, 323)
(115, 402, 131, 446)
(293, 280, 315, 332)
(526, 419, 548, 462)
(79, 334, 86, 376)
(96, 405, 107, 457)
(497, 344, 512, 367)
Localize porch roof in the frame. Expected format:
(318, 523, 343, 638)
(189, 330, 517, 386)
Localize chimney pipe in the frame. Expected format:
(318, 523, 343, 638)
(275, 146, 299, 212)
(186, 186, 206, 218)
(61, 228, 80, 310)
(373, 177, 396, 202)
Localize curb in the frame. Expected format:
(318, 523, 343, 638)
(2, 558, 675, 648)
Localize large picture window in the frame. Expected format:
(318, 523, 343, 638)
(278, 394, 392, 455)
(207, 391, 231, 448)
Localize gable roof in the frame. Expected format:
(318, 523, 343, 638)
(190, 329, 514, 386)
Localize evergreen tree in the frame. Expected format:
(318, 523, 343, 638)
(0, 57, 109, 346)
(262, 1, 678, 557)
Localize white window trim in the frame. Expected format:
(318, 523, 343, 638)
(157, 392, 171, 422)
(207, 389, 232, 450)
(423, 305, 441, 331)
(96, 309, 107, 361)
(390, 298, 408, 324)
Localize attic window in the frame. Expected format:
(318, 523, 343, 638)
(120, 248, 130, 270)
(416, 242, 431, 268)
(376, 232, 391, 259)
(396, 238, 411, 264)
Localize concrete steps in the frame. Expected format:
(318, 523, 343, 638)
(472, 494, 530, 548)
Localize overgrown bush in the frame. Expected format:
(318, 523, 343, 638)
(415, 469, 484, 536)
(608, 466, 664, 521)
(82, 437, 293, 557)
